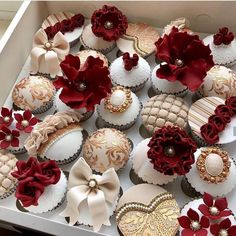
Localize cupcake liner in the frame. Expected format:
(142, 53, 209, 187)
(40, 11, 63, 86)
(69, 37, 80, 48)
(9, 146, 27, 155)
(0, 184, 16, 200)
(80, 35, 116, 54)
(30, 71, 55, 81)
(80, 110, 94, 122)
(112, 79, 147, 93)
(96, 102, 142, 131)
(181, 177, 202, 198)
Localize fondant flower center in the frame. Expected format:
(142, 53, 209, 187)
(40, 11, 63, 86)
(190, 221, 201, 231)
(219, 229, 228, 236)
(175, 59, 184, 67)
(76, 82, 87, 92)
(104, 21, 113, 29)
(44, 41, 53, 50)
(88, 179, 98, 189)
(21, 120, 29, 127)
(3, 116, 10, 123)
(209, 206, 220, 216)
(164, 145, 176, 157)
(5, 134, 12, 142)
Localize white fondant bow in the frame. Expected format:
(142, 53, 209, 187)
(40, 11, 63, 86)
(60, 158, 120, 232)
(31, 29, 69, 77)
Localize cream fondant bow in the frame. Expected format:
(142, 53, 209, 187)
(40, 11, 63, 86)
(60, 158, 120, 232)
(31, 29, 69, 77)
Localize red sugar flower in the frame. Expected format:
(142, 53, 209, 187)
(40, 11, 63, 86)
(0, 107, 13, 127)
(0, 126, 20, 149)
(200, 123, 219, 145)
(210, 219, 236, 236)
(213, 27, 234, 46)
(178, 208, 210, 236)
(208, 115, 226, 132)
(53, 54, 111, 111)
(226, 96, 236, 114)
(155, 27, 214, 91)
(14, 110, 38, 133)
(215, 105, 233, 123)
(122, 52, 139, 71)
(147, 126, 197, 176)
(198, 193, 232, 220)
(91, 5, 128, 41)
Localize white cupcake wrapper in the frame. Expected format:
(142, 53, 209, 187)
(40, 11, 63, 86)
(0, 184, 16, 200)
(80, 35, 116, 54)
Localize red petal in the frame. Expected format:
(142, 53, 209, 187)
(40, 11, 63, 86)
(156, 34, 172, 63)
(29, 117, 38, 126)
(53, 76, 70, 90)
(16, 123, 24, 131)
(1, 107, 10, 117)
(198, 204, 210, 216)
(156, 64, 178, 81)
(215, 197, 228, 211)
(219, 218, 231, 229)
(12, 130, 20, 137)
(220, 209, 232, 217)
(181, 228, 194, 236)
(195, 229, 208, 236)
(203, 193, 213, 207)
(228, 226, 236, 235)
(187, 208, 199, 221)
(210, 224, 220, 235)
(11, 137, 19, 147)
(0, 140, 10, 149)
(23, 110, 32, 120)
(24, 126, 33, 133)
(0, 132, 5, 140)
(1, 126, 10, 134)
(200, 216, 209, 228)
(14, 113, 23, 122)
(178, 216, 191, 228)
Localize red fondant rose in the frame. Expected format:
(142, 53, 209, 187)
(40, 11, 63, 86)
(215, 104, 233, 123)
(15, 177, 45, 207)
(226, 96, 236, 114)
(147, 126, 197, 176)
(71, 13, 84, 28)
(200, 123, 219, 145)
(0, 107, 13, 128)
(45, 22, 61, 40)
(213, 27, 234, 46)
(34, 160, 61, 186)
(208, 115, 226, 132)
(91, 5, 128, 41)
(60, 19, 74, 33)
(11, 157, 41, 180)
(155, 27, 214, 91)
(53, 54, 111, 111)
(122, 52, 139, 71)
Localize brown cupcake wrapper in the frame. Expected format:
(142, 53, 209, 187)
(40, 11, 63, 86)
(32, 98, 54, 114)
(80, 35, 116, 54)
(69, 36, 80, 48)
(29, 72, 56, 81)
(80, 110, 94, 122)
(10, 146, 27, 155)
(0, 184, 16, 200)
(181, 177, 202, 198)
(112, 79, 148, 93)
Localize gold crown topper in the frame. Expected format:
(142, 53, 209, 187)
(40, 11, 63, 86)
(105, 86, 132, 113)
(196, 147, 231, 184)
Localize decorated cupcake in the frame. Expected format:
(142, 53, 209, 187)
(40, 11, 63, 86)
(152, 27, 214, 96)
(97, 86, 141, 130)
(83, 128, 131, 173)
(179, 192, 236, 236)
(12, 157, 67, 213)
(60, 158, 120, 232)
(141, 94, 189, 136)
(110, 53, 151, 92)
(182, 147, 236, 197)
(197, 65, 236, 99)
(116, 184, 180, 236)
(80, 5, 128, 54)
(30, 29, 69, 79)
(42, 11, 85, 46)
(162, 17, 192, 36)
(25, 110, 84, 164)
(188, 96, 236, 146)
(0, 108, 38, 154)
(0, 150, 17, 199)
(116, 23, 159, 58)
(54, 54, 111, 121)
(12, 76, 55, 114)
(132, 126, 197, 185)
(203, 27, 236, 67)
(76, 49, 109, 67)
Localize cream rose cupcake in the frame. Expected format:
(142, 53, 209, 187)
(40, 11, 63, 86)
(12, 157, 67, 213)
(12, 75, 55, 114)
(116, 184, 180, 236)
(60, 158, 120, 232)
(110, 53, 151, 92)
(25, 110, 84, 164)
(83, 128, 131, 173)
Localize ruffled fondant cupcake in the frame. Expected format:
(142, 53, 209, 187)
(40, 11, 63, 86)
(132, 126, 197, 185)
(97, 86, 141, 130)
(178, 192, 236, 236)
(30, 29, 69, 79)
(76, 49, 109, 67)
(203, 27, 236, 67)
(0, 150, 17, 199)
(80, 5, 128, 54)
(116, 184, 180, 236)
(183, 147, 236, 197)
(197, 65, 236, 99)
(12, 75, 55, 114)
(42, 11, 85, 47)
(116, 23, 160, 58)
(83, 128, 131, 173)
(60, 158, 120, 232)
(141, 94, 188, 136)
(12, 157, 67, 213)
(25, 110, 84, 164)
(0, 108, 38, 154)
(153, 27, 214, 96)
(188, 96, 236, 146)
(110, 53, 150, 92)
(54, 54, 111, 121)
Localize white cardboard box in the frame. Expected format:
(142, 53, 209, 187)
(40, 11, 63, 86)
(1, 1, 236, 236)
